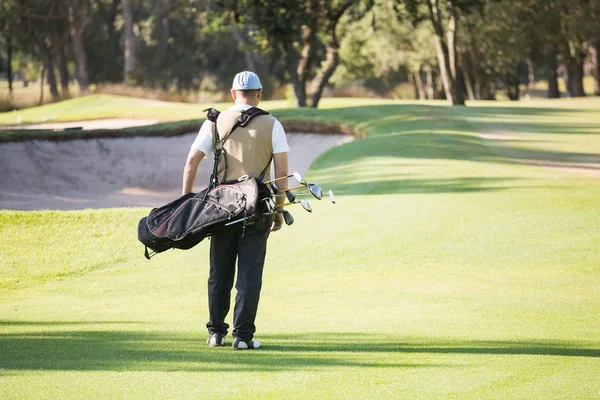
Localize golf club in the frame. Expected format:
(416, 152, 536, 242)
(262, 197, 277, 212)
(280, 210, 294, 225)
(277, 199, 312, 213)
(225, 209, 294, 226)
(327, 190, 336, 204)
(269, 181, 279, 194)
(264, 172, 306, 185)
(285, 183, 323, 200)
(274, 190, 335, 204)
(263, 209, 295, 225)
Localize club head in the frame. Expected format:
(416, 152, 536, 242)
(282, 210, 294, 225)
(299, 199, 312, 213)
(327, 190, 336, 204)
(292, 172, 307, 186)
(265, 198, 276, 212)
(286, 191, 296, 202)
(308, 183, 323, 200)
(270, 181, 279, 194)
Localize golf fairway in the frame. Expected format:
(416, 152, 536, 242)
(1, 98, 599, 399)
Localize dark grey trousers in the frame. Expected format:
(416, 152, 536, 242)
(206, 218, 270, 341)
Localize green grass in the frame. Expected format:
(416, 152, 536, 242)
(1, 98, 600, 399)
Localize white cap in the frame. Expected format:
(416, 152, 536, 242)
(232, 71, 263, 90)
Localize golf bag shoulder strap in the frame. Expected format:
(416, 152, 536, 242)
(203, 108, 223, 188)
(204, 106, 271, 187)
(220, 107, 270, 144)
(233, 107, 272, 182)
(258, 155, 273, 181)
(239, 107, 270, 127)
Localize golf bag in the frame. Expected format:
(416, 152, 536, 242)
(138, 176, 272, 259)
(137, 106, 273, 259)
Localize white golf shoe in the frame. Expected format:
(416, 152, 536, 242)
(232, 337, 261, 350)
(207, 333, 225, 347)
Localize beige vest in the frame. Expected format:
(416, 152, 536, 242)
(214, 109, 275, 183)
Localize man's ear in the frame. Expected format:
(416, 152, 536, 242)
(231, 90, 237, 101)
(257, 89, 262, 101)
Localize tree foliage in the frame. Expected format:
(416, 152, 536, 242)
(0, 0, 599, 107)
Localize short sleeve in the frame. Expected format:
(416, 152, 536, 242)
(191, 120, 214, 156)
(272, 120, 290, 154)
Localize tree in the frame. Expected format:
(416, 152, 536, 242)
(155, 0, 170, 57)
(402, 0, 485, 105)
(309, 0, 374, 107)
(591, 39, 600, 96)
(335, 2, 438, 99)
(546, 0, 600, 97)
(122, 0, 136, 83)
(0, 0, 18, 95)
(69, 0, 90, 92)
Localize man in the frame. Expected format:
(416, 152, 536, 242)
(182, 71, 289, 350)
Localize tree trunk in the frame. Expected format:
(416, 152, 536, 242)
(97, 0, 121, 77)
(69, 0, 90, 92)
(424, 64, 434, 100)
(547, 44, 559, 98)
(155, 0, 169, 57)
(591, 39, 600, 96)
(122, 0, 136, 83)
(427, 0, 464, 105)
(566, 50, 586, 97)
(505, 73, 520, 101)
(433, 36, 454, 102)
(56, 19, 70, 96)
(527, 59, 535, 91)
(447, 9, 465, 105)
(71, 14, 90, 93)
(309, 0, 360, 108)
(284, 44, 306, 107)
(40, 67, 45, 105)
(231, 20, 256, 71)
(297, 0, 318, 90)
(57, 45, 70, 96)
(294, 24, 316, 104)
(7, 36, 13, 94)
(412, 69, 426, 100)
(39, 41, 59, 100)
(461, 54, 476, 100)
(57, 48, 70, 96)
(309, 27, 340, 108)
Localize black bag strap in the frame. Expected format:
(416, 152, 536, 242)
(259, 155, 273, 181)
(220, 107, 270, 144)
(203, 107, 271, 187)
(144, 246, 156, 260)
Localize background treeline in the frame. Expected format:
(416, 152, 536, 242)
(1, 0, 599, 110)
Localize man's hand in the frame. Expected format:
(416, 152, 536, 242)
(271, 213, 284, 232)
(271, 152, 288, 232)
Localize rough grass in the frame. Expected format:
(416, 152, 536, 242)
(1, 98, 599, 399)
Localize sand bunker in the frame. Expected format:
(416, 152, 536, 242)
(1, 119, 159, 131)
(0, 131, 352, 210)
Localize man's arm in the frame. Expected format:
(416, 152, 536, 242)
(182, 148, 205, 195)
(271, 151, 288, 232)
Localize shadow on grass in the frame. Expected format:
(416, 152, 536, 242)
(300, 104, 600, 195)
(275, 104, 599, 136)
(1, 325, 597, 372)
(320, 176, 522, 196)
(262, 333, 600, 358)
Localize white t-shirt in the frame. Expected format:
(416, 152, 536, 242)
(191, 105, 289, 156)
